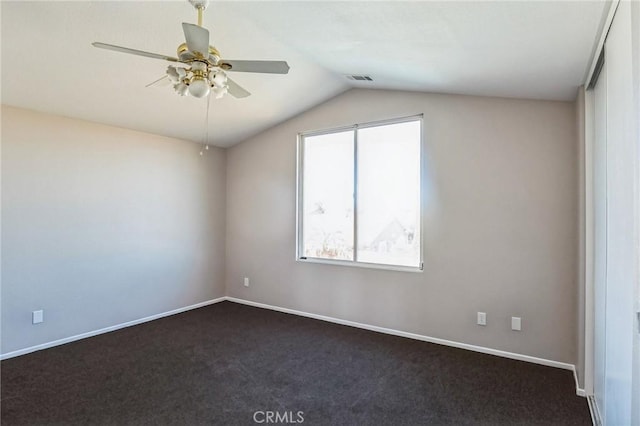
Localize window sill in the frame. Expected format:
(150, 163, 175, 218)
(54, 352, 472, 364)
(296, 257, 423, 273)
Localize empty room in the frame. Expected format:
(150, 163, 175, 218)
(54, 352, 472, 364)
(1, 0, 639, 424)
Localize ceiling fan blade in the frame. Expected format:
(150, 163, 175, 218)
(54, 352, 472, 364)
(145, 75, 172, 88)
(182, 23, 210, 57)
(220, 60, 290, 74)
(92, 42, 178, 62)
(226, 77, 251, 98)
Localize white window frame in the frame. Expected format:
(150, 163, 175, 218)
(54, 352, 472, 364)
(296, 114, 424, 273)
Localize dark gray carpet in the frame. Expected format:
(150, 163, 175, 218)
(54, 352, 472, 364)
(2, 301, 591, 425)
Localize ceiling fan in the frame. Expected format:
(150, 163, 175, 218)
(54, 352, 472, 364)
(92, 0, 289, 99)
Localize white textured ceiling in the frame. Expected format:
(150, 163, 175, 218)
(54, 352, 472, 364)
(1, 1, 606, 147)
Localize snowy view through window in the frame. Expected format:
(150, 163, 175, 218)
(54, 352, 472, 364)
(301, 119, 421, 268)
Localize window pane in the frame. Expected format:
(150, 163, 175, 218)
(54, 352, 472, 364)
(302, 131, 354, 260)
(356, 121, 421, 267)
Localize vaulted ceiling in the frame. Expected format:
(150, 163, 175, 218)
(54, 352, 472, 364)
(1, 1, 607, 147)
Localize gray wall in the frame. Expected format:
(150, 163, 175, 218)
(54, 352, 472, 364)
(226, 88, 578, 364)
(1, 106, 226, 354)
(2, 88, 580, 365)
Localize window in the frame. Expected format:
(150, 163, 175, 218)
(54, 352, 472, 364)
(297, 116, 422, 271)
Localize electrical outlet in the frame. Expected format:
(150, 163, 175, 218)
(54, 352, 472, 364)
(32, 310, 44, 324)
(477, 312, 486, 326)
(243, 277, 250, 287)
(511, 317, 522, 331)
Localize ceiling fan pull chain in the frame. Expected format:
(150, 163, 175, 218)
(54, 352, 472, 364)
(205, 91, 211, 149)
(200, 89, 212, 156)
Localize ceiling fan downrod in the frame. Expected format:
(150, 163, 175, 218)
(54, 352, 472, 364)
(188, 0, 209, 26)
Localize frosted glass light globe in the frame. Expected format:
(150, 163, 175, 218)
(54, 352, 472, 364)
(188, 77, 210, 98)
(212, 71, 227, 87)
(212, 85, 228, 99)
(174, 82, 189, 96)
(167, 66, 187, 83)
(167, 66, 179, 83)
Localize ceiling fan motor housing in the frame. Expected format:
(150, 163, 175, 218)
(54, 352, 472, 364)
(177, 43, 221, 65)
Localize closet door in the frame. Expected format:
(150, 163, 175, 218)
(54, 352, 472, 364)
(592, 2, 636, 424)
(594, 2, 636, 425)
(592, 57, 607, 422)
(604, 2, 634, 425)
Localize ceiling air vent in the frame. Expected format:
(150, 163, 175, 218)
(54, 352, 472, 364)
(345, 75, 373, 81)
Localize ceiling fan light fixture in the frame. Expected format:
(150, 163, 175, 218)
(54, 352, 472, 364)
(93, 0, 290, 101)
(188, 76, 210, 98)
(211, 71, 227, 87)
(212, 85, 228, 99)
(167, 66, 179, 82)
(167, 65, 188, 83)
(174, 82, 189, 96)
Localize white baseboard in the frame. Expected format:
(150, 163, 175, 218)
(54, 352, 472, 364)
(573, 367, 587, 397)
(2, 295, 586, 402)
(225, 297, 576, 372)
(0, 297, 227, 360)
